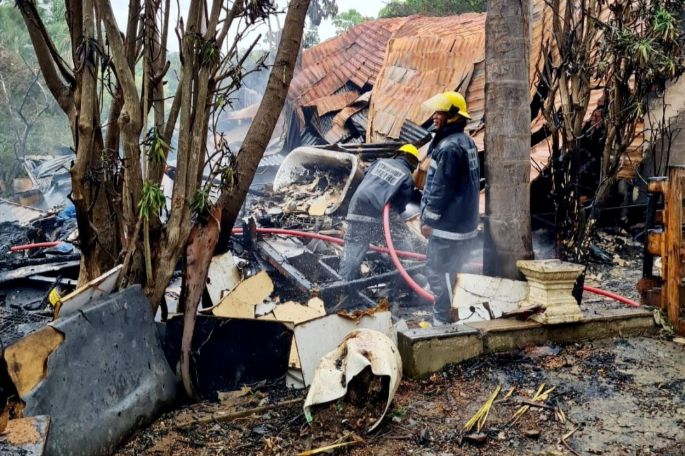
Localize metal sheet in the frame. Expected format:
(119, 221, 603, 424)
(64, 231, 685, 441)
(21, 286, 178, 456)
(288, 18, 408, 111)
(0, 261, 80, 285)
(306, 91, 360, 117)
(56, 265, 122, 318)
(293, 311, 397, 387)
(368, 14, 486, 141)
(0, 199, 46, 225)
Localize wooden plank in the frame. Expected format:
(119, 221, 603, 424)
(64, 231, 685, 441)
(665, 167, 683, 328)
(640, 286, 685, 308)
(679, 318, 685, 336)
(647, 177, 668, 194)
(647, 229, 663, 256)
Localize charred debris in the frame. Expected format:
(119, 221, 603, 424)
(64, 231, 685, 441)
(0, 7, 673, 456)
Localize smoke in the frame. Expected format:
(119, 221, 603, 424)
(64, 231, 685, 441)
(532, 228, 556, 260)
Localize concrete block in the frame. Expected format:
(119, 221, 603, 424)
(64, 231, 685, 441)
(547, 311, 657, 343)
(397, 309, 657, 379)
(398, 325, 483, 379)
(465, 319, 548, 353)
(517, 259, 584, 324)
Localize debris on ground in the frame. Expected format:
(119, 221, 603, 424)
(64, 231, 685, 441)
(115, 337, 685, 455)
(304, 328, 403, 432)
(6, 286, 177, 455)
(292, 301, 396, 387)
(201, 270, 274, 318)
(451, 274, 529, 323)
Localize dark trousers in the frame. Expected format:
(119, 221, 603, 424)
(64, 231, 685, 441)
(338, 211, 414, 281)
(427, 237, 473, 325)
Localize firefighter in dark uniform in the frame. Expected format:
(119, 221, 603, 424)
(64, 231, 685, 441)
(420, 91, 480, 326)
(339, 144, 419, 281)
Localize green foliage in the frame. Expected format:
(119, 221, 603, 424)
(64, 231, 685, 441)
(594, 0, 685, 94)
(143, 127, 171, 164)
(307, 0, 338, 26)
(221, 166, 235, 190)
(303, 24, 320, 49)
(378, 0, 484, 17)
(138, 181, 166, 220)
(332, 9, 372, 34)
(392, 407, 406, 417)
(199, 37, 221, 67)
(191, 187, 211, 216)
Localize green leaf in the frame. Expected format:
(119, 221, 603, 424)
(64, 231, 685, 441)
(142, 127, 171, 164)
(191, 187, 211, 216)
(138, 181, 165, 220)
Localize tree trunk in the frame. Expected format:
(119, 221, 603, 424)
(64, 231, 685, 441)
(179, 205, 221, 400)
(71, 0, 121, 285)
(482, 0, 534, 279)
(215, 0, 312, 253)
(177, 0, 310, 400)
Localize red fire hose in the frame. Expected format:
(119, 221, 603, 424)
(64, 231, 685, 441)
(382, 204, 435, 302)
(10, 241, 61, 251)
(582, 285, 640, 307)
(2, 219, 643, 308)
(230, 227, 426, 260)
(380, 203, 640, 307)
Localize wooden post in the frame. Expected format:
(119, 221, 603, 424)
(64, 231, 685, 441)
(665, 166, 685, 330)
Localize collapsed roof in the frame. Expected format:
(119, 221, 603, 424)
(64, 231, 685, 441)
(284, 1, 645, 181)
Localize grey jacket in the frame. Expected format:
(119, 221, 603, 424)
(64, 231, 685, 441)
(346, 156, 415, 222)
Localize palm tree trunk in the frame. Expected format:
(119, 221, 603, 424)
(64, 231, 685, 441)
(483, 0, 534, 279)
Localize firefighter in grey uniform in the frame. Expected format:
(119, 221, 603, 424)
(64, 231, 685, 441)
(339, 144, 419, 281)
(420, 91, 480, 326)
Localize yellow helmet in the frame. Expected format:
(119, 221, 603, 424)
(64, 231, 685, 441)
(398, 144, 419, 159)
(422, 91, 471, 119)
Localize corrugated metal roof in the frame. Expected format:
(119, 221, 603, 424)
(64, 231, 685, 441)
(288, 18, 407, 112)
(286, 1, 644, 179)
(258, 153, 285, 169)
(306, 91, 360, 117)
(367, 14, 487, 142)
(464, 59, 484, 131)
(398, 120, 431, 145)
(0, 199, 46, 225)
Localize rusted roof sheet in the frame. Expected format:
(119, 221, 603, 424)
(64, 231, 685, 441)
(288, 1, 644, 179)
(464, 59, 485, 132)
(288, 18, 407, 111)
(306, 91, 360, 117)
(368, 14, 487, 142)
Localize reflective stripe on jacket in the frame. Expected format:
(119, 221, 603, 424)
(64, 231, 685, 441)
(421, 122, 479, 237)
(346, 156, 415, 219)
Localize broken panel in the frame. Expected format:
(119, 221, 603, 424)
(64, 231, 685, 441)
(164, 315, 293, 401)
(17, 286, 178, 456)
